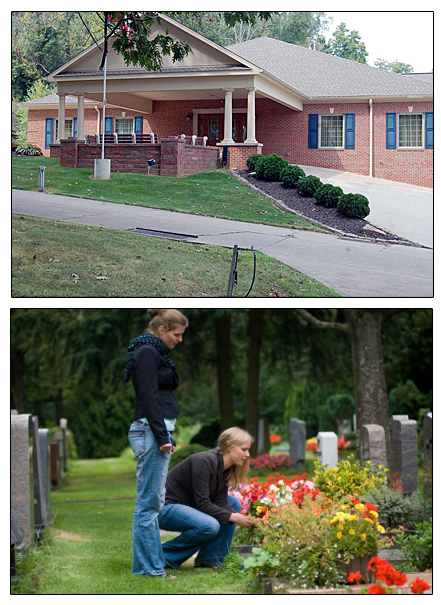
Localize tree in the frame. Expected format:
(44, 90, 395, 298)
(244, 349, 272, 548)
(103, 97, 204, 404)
(374, 58, 413, 73)
(323, 22, 368, 63)
(245, 309, 265, 455)
(293, 309, 405, 465)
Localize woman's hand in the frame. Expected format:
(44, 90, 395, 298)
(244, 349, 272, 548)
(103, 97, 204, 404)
(229, 512, 255, 528)
(160, 443, 174, 454)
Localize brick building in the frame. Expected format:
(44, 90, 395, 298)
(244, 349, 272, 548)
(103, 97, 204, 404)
(21, 13, 433, 187)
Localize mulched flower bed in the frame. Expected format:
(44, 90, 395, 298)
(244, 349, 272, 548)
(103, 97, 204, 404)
(235, 169, 407, 243)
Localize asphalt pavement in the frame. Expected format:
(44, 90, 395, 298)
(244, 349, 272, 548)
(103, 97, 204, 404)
(12, 189, 433, 297)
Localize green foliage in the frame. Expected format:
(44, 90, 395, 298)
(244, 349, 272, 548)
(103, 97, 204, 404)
(255, 154, 289, 182)
(280, 165, 306, 188)
(364, 485, 431, 529)
(314, 183, 344, 207)
(297, 175, 323, 197)
(313, 454, 388, 500)
(393, 519, 432, 571)
(15, 144, 43, 156)
(388, 380, 430, 420)
(322, 22, 368, 63)
(243, 547, 280, 579)
(317, 393, 355, 434)
(284, 379, 335, 438)
(190, 413, 245, 448)
(246, 154, 262, 172)
(168, 443, 209, 469)
(337, 193, 370, 218)
(220, 551, 244, 576)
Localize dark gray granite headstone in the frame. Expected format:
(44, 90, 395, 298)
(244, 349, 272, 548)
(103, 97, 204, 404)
(38, 428, 51, 526)
(257, 418, 270, 455)
(317, 431, 338, 467)
(11, 413, 34, 552)
(60, 418, 68, 471)
(360, 424, 387, 470)
(389, 416, 418, 494)
(32, 416, 46, 537)
(423, 412, 432, 499)
(289, 418, 306, 468)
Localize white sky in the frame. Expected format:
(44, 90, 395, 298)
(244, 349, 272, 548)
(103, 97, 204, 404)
(324, 11, 434, 73)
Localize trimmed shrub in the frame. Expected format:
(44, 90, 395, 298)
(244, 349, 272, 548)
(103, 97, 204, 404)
(15, 143, 43, 156)
(280, 165, 306, 188)
(168, 443, 209, 469)
(255, 153, 289, 182)
(297, 175, 323, 197)
(337, 193, 370, 218)
(314, 183, 344, 207)
(246, 154, 262, 172)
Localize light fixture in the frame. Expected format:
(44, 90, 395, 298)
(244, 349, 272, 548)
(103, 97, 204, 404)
(408, 106, 414, 113)
(186, 113, 192, 122)
(329, 107, 334, 114)
(122, 111, 126, 117)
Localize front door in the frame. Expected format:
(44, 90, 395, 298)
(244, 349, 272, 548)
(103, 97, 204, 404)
(198, 113, 247, 145)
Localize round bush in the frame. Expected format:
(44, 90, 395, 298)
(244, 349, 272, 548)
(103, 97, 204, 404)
(297, 175, 323, 197)
(255, 154, 289, 182)
(314, 183, 344, 207)
(280, 165, 306, 188)
(246, 154, 262, 172)
(337, 193, 370, 218)
(15, 143, 43, 156)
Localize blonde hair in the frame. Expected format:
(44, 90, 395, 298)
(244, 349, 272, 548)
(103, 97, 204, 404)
(217, 427, 254, 489)
(147, 309, 189, 335)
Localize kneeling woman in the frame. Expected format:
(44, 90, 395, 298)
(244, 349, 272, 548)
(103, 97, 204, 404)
(158, 427, 255, 569)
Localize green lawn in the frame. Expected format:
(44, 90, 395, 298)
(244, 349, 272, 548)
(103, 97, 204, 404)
(12, 157, 323, 231)
(12, 215, 340, 297)
(13, 453, 264, 595)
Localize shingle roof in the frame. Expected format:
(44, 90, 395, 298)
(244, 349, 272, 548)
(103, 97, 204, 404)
(227, 37, 433, 99)
(23, 94, 95, 105)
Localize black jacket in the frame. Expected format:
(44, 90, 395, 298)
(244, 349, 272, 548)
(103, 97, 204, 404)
(164, 448, 236, 525)
(130, 344, 179, 447)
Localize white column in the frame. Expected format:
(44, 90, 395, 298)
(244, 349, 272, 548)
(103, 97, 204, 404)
(57, 93, 66, 141)
(245, 88, 258, 144)
(221, 89, 235, 144)
(77, 94, 85, 140)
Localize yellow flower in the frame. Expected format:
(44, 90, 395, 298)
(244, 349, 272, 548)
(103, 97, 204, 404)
(339, 523, 345, 530)
(349, 529, 355, 535)
(337, 532, 342, 539)
(354, 503, 364, 512)
(361, 533, 366, 540)
(376, 524, 385, 533)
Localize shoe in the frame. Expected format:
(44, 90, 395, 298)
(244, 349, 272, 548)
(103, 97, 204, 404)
(194, 563, 219, 570)
(160, 572, 177, 579)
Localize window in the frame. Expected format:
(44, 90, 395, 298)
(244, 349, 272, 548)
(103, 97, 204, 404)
(398, 114, 423, 148)
(320, 115, 344, 148)
(55, 118, 74, 139)
(115, 118, 134, 134)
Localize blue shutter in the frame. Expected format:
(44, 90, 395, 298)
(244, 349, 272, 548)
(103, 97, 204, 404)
(308, 114, 318, 149)
(386, 113, 396, 149)
(73, 117, 77, 137)
(134, 116, 143, 134)
(425, 112, 433, 149)
(105, 117, 113, 134)
(345, 113, 355, 149)
(45, 118, 53, 148)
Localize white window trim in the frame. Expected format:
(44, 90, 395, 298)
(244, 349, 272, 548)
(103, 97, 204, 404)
(115, 117, 135, 134)
(55, 118, 74, 140)
(318, 114, 345, 149)
(397, 113, 424, 149)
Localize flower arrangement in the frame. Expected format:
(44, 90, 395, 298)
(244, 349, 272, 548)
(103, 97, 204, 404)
(249, 453, 292, 471)
(360, 557, 430, 594)
(306, 437, 317, 451)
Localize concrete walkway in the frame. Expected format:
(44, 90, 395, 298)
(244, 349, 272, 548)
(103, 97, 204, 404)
(298, 166, 433, 249)
(12, 189, 433, 297)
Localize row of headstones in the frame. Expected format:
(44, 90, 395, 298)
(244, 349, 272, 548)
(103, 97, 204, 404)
(288, 413, 432, 497)
(11, 411, 69, 560)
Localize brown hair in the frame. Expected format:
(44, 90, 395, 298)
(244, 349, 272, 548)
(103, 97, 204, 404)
(217, 427, 254, 489)
(147, 309, 189, 336)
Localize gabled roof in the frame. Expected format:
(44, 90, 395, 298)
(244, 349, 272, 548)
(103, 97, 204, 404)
(21, 94, 97, 108)
(227, 37, 433, 100)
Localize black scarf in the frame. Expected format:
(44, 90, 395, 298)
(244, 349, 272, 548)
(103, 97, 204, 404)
(124, 332, 175, 382)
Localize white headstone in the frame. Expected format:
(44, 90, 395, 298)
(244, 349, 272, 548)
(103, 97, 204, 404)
(317, 431, 338, 467)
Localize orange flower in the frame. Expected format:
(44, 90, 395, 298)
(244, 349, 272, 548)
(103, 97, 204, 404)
(368, 584, 387, 594)
(269, 434, 281, 444)
(409, 578, 430, 594)
(347, 570, 363, 585)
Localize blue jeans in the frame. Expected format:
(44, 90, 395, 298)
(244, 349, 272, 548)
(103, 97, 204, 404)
(158, 495, 241, 569)
(128, 421, 172, 576)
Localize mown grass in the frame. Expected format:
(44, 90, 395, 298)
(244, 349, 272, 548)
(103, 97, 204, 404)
(12, 454, 263, 595)
(12, 157, 323, 231)
(12, 215, 341, 297)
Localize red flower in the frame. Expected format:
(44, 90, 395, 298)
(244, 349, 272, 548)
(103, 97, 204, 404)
(269, 434, 281, 444)
(368, 584, 387, 594)
(409, 578, 430, 594)
(347, 570, 363, 585)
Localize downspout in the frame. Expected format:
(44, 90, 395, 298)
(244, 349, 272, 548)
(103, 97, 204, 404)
(369, 99, 373, 177)
(95, 106, 100, 136)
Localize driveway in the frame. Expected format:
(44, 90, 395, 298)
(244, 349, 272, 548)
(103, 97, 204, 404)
(12, 189, 433, 297)
(298, 166, 433, 249)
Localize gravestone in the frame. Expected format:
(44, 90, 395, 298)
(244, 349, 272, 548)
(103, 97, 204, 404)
(317, 431, 338, 467)
(10, 413, 34, 552)
(423, 412, 432, 499)
(50, 439, 62, 490)
(257, 418, 270, 455)
(389, 416, 418, 494)
(32, 416, 47, 542)
(38, 428, 51, 526)
(60, 418, 68, 471)
(360, 424, 387, 470)
(289, 418, 306, 468)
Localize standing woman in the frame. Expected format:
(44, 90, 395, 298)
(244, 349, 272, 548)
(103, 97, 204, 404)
(125, 309, 188, 577)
